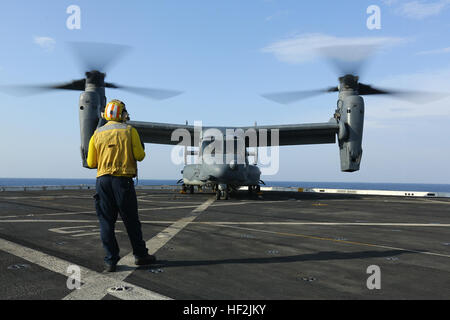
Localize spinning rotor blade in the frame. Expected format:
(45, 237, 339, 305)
(69, 42, 183, 100)
(105, 82, 183, 100)
(68, 42, 131, 73)
(263, 43, 448, 106)
(358, 83, 392, 96)
(47, 79, 86, 91)
(0, 42, 184, 101)
(320, 44, 377, 77)
(358, 83, 447, 104)
(318, 45, 445, 102)
(261, 87, 338, 104)
(0, 79, 86, 96)
(262, 44, 376, 105)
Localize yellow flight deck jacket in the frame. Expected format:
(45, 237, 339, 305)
(87, 121, 146, 178)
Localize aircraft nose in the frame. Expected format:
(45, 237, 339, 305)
(209, 164, 246, 183)
(211, 164, 230, 177)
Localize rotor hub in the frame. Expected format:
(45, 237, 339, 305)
(339, 74, 359, 90)
(85, 71, 106, 87)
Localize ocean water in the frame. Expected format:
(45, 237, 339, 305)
(1, 178, 450, 192)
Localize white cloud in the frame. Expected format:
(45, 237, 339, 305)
(33, 36, 56, 51)
(385, 0, 450, 19)
(262, 33, 406, 64)
(417, 47, 450, 55)
(265, 10, 289, 22)
(382, 0, 399, 6)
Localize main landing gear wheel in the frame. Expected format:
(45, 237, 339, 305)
(216, 190, 229, 200)
(181, 184, 196, 194)
(215, 185, 230, 200)
(248, 185, 261, 194)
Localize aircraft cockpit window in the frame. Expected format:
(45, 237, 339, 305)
(201, 138, 217, 156)
(225, 138, 238, 155)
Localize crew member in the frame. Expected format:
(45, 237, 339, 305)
(87, 99, 156, 272)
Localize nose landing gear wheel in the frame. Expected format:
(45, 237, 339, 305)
(216, 187, 230, 200)
(248, 185, 260, 196)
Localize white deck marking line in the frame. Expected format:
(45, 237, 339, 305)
(192, 197, 216, 213)
(0, 219, 99, 223)
(62, 196, 215, 300)
(213, 224, 450, 259)
(1, 220, 450, 228)
(0, 201, 237, 219)
(0, 237, 171, 300)
(0, 205, 204, 219)
(0, 219, 181, 224)
(197, 222, 450, 227)
(0, 199, 298, 220)
(0, 211, 96, 219)
(351, 198, 450, 205)
(422, 199, 450, 205)
(137, 200, 276, 212)
(138, 199, 204, 204)
(140, 205, 203, 211)
(303, 198, 450, 205)
(2, 197, 94, 211)
(0, 196, 94, 200)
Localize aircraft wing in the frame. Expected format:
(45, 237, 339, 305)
(128, 121, 195, 145)
(128, 118, 339, 147)
(236, 118, 339, 146)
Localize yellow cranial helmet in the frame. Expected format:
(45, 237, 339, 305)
(104, 99, 127, 121)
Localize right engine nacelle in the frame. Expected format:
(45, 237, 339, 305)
(338, 95, 365, 172)
(79, 91, 100, 168)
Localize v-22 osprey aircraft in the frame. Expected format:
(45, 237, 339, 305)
(3, 42, 420, 200)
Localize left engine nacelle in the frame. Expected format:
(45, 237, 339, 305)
(338, 95, 365, 172)
(79, 91, 100, 168)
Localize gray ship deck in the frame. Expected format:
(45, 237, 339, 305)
(0, 188, 449, 300)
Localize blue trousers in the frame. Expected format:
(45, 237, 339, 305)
(94, 175, 148, 265)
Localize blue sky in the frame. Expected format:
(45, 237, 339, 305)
(0, 0, 449, 183)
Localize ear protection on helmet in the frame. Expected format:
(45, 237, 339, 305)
(103, 99, 126, 121)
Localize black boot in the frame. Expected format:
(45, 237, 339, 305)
(103, 262, 117, 272)
(135, 254, 157, 266)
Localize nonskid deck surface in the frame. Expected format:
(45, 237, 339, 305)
(0, 189, 449, 300)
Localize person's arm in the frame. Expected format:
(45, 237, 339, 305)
(131, 127, 146, 161)
(86, 135, 98, 168)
